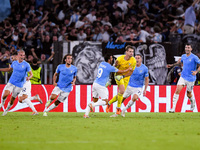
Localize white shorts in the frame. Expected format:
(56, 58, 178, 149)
(18, 80, 31, 97)
(4, 83, 22, 98)
(177, 77, 195, 92)
(51, 86, 70, 103)
(92, 82, 108, 100)
(123, 85, 142, 99)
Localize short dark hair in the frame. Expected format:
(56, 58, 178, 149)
(125, 45, 134, 51)
(135, 54, 143, 59)
(104, 53, 112, 62)
(185, 43, 192, 48)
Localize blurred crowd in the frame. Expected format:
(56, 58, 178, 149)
(0, 0, 200, 69)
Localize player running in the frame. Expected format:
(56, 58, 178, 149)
(0, 50, 34, 116)
(84, 53, 132, 118)
(121, 54, 149, 117)
(167, 43, 200, 113)
(43, 54, 77, 116)
(106, 45, 136, 117)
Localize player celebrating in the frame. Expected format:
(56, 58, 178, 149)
(84, 53, 132, 118)
(0, 50, 33, 116)
(167, 43, 200, 113)
(121, 54, 149, 117)
(10, 53, 43, 115)
(43, 54, 77, 116)
(106, 45, 136, 117)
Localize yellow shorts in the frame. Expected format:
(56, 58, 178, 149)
(115, 77, 129, 89)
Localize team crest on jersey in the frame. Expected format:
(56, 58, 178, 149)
(22, 65, 24, 68)
(140, 70, 143, 73)
(189, 59, 191, 62)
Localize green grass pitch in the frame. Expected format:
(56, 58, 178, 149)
(0, 112, 200, 150)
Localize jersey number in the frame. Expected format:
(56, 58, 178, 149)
(97, 68, 103, 78)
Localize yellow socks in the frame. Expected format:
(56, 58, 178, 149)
(108, 93, 123, 107)
(117, 93, 123, 108)
(109, 95, 117, 105)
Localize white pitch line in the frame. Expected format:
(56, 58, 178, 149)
(2, 140, 117, 144)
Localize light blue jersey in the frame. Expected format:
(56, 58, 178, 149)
(94, 62, 118, 86)
(181, 53, 200, 82)
(128, 64, 149, 88)
(56, 64, 77, 92)
(9, 60, 31, 88)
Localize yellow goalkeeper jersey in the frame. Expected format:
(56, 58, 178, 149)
(115, 55, 136, 77)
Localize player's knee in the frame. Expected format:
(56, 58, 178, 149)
(54, 100, 60, 106)
(50, 95, 57, 100)
(52, 94, 58, 99)
(18, 97, 23, 103)
(132, 99, 137, 102)
(3, 91, 10, 99)
(119, 90, 125, 94)
(132, 95, 138, 102)
(93, 97, 98, 102)
(175, 89, 180, 94)
(18, 95, 28, 103)
(103, 99, 108, 105)
(187, 91, 192, 98)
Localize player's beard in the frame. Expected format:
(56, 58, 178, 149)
(185, 50, 190, 55)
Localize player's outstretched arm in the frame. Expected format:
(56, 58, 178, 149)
(192, 0, 200, 7)
(0, 67, 13, 72)
(167, 58, 181, 68)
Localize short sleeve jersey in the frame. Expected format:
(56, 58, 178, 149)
(128, 64, 149, 88)
(9, 60, 31, 88)
(181, 53, 200, 82)
(94, 62, 118, 86)
(56, 64, 77, 92)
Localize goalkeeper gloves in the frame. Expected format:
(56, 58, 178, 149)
(115, 75, 125, 81)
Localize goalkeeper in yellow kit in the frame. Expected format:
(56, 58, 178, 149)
(106, 45, 136, 117)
